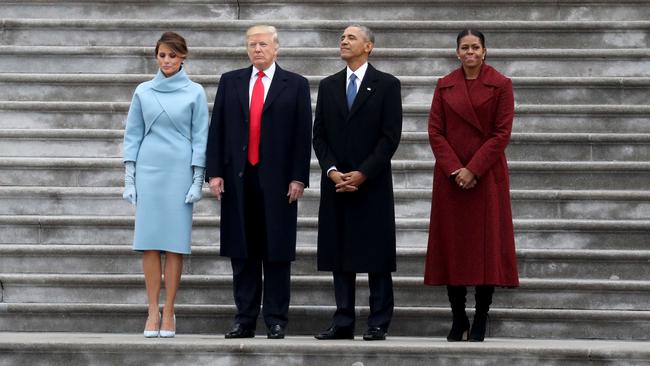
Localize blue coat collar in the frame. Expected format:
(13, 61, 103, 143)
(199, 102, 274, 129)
(151, 67, 191, 92)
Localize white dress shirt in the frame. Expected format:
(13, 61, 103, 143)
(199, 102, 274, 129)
(249, 62, 276, 105)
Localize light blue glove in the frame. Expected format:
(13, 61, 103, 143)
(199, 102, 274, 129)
(122, 161, 136, 205)
(185, 166, 204, 204)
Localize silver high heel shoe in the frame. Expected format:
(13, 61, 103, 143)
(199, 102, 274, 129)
(143, 312, 161, 338)
(159, 314, 176, 338)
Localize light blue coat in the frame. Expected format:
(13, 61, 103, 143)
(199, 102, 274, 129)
(123, 67, 208, 254)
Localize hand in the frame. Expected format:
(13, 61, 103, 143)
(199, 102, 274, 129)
(123, 184, 136, 205)
(209, 177, 224, 200)
(335, 171, 366, 193)
(184, 184, 202, 203)
(185, 166, 205, 203)
(452, 168, 477, 190)
(122, 161, 136, 205)
(287, 181, 305, 203)
(328, 170, 357, 193)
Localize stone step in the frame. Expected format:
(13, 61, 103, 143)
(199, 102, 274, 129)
(2, 0, 649, 21)
(3, 73, 649, 106)
(2, 100, 648, 134)
(1, 303, 649, 340)
(1, 157, 649, 190)
(2, 100, 648, 133)
(4, 19, 650, 49)
(2, 273, 649, 311)
(399, 132, 650, 162)
(0, 215, 648, 250)
(2, 244, 649, 281)
(2, 334, 650, 366)
(1, 46, 649, 76)
(2, 129, 648, 162)
(2, 186, 650, 220)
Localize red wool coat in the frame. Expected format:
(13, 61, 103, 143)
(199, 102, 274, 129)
(424, 64, 519, 287)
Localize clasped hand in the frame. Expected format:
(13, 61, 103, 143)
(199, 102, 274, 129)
(452, 167, 477, 190)
(329, 170, 366, 193)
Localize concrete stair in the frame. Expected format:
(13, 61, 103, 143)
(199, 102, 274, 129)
(2, 245, 650, 281)
(3, 45, 650, 76)
(1, 0, 649, 21)
(1, 333, 650, 366)
(1, 0, 649, 364)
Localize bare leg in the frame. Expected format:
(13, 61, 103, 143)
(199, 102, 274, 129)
(143, 250, 162, 331)
(161, 252, 183, 331)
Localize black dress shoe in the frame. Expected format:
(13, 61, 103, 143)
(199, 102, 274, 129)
(267, 324, 285, 339)
(225, 323, 255, 339)
(363, 326, 387, 341)
(314, 325, 354, 340)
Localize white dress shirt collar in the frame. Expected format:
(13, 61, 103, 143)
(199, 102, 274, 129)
(346, 62, 368, 91)
(249, 62, 276, 103)
(252, 62, 276, 81)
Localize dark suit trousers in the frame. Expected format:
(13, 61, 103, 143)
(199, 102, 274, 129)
(231, 163, 291, 329)
(332, 271, 394, 331)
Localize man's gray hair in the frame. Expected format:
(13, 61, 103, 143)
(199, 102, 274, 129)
(348, 24, 375, 44)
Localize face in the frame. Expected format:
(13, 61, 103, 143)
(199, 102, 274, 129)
(456, 35, 486, 69)
(340, 26, 373, 63)
(156, 43, 185, 77)
(247, 32, 278, 71)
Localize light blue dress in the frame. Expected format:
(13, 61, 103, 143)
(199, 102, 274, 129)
(123, 67, 209, 254)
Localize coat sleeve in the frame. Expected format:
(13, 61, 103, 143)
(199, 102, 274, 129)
(290, 76, 313, 187)
(190, 86, 209, 168)
(466, 78, 514, 177)
(357, 77, 403, 180)
(428, 81, 464, 177)
(123, 90, 145, 163)
(205, 75, 226, 180)
(312, 80, 337, 174)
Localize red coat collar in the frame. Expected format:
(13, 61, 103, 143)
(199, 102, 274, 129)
(437, 64, 506, 134)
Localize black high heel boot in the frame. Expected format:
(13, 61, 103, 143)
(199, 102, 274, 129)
(470, 285, 494, 342)
(446, 285, 469, 342)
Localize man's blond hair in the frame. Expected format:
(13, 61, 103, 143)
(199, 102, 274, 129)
(246, 25, 279, 46)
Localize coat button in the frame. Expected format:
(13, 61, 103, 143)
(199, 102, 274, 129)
(238, 172, 243, 178)
(242, 146, 247, 151)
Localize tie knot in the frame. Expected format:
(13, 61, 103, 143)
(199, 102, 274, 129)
(349, 74, 357, 81)
(257, 71, 265, 78)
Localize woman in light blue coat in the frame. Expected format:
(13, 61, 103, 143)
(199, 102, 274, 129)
(122, 32, 208, 338)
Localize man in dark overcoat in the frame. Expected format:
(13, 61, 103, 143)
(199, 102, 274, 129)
(312, 24, 402, 341)
(205, 25, 312, 339)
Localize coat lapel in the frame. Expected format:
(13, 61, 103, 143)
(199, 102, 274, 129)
(331, 68, 349, 116)
(440, 68, 484, 134)
(235, 66, 251, 124)
(347, 63, 378, 119)
(263, 64, 288, 112)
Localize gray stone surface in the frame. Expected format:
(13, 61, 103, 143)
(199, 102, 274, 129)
(2, 273, 649, 311)
(3, 74, 649, 106)
(3, 19, 650, 49)
(1, 0, 649, 363)
(2, 46, 650, 76)
(1, 303, 650, 339)
(1, 332, 650, 366)
(2, 244, 650, 281)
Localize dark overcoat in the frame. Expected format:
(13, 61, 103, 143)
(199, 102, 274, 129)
(205, 64, 312, 262)
(424, 64, 519, 287)
(312, 64, 402, 273)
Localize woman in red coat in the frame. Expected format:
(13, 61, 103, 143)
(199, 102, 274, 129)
(424, 29, 519, 342)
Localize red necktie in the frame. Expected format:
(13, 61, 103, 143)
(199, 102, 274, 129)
(248, 71, 265, 165)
